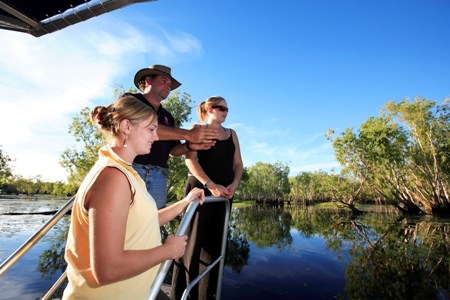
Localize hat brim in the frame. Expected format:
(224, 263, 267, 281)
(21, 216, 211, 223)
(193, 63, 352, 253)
(134, 68, 181, 91)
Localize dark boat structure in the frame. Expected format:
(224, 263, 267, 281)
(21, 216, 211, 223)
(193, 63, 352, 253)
(0, 0, 156, 37)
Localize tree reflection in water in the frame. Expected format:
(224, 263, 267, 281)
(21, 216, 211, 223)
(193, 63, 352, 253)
(228, 205, 449, 299)
(36, 215, 70, 298)
(32, 204, 449, 299)
(338, 215, 450, 299)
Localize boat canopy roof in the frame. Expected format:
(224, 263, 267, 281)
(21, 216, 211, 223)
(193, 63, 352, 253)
(0, 0, 155, 37)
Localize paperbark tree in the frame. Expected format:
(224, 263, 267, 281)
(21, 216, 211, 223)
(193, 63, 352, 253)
(240, 161, 290, 203)
(329, 97, 449, 215)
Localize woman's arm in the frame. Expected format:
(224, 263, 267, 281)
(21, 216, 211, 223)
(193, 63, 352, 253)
(86, 167, 186, 285)
(158, 187, 205, 226)
(227, 129, 244, 198)
(185, 150, 207, 186)
(185, 150, 230, 197)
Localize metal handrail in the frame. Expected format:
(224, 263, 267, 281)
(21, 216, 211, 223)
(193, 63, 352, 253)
(148, 196, 230, 300)
(42, 270, 67, 300)
(0, 195, 75, 276)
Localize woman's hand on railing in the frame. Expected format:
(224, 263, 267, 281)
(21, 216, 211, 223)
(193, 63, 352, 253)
(163, 235, 188, 259)
(183, 187, 205, 205)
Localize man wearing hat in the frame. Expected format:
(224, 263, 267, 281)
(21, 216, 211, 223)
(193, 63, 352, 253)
(126, 64, 218, 209)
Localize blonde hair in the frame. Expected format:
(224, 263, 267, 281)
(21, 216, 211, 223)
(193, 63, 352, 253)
(91, 96, 156, 141)
(197, 96, 226, 123)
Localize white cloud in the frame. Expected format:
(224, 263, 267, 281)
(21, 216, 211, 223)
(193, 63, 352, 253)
(236, 123, 339, 176)
(244, 140, 335, 165)
(0, 16, 203, 182)
(164, 30, 203, 55)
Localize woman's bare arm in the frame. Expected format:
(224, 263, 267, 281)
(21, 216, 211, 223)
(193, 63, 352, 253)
(86, 167, 186, 285)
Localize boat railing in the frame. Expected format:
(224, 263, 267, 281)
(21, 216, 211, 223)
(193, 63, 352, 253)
(0, 195, 230, 300)
(148, 196, 230, 300)
(0, 195, 75, 277)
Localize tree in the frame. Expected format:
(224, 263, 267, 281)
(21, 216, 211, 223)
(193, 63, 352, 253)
(240, 161, 290, 203)
(0, 146, 14, 187)
(59, 86, 137, 186)
(383, 97, 450, 214)
(59, 88, 194, 199)
(59, 106, 103, 186)
(324, 172, 365, 214)
(288, 170, 332, 203)
(164, 91, 194, 202)
(329, 97, 450, 215)
(234, 206, 293, 249)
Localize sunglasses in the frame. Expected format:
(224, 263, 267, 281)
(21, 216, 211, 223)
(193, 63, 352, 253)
(211, 105, 229, 112)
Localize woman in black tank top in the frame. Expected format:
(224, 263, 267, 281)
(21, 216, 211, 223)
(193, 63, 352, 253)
(171, 96, 243, 300)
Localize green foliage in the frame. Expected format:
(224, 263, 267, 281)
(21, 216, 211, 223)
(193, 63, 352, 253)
(225, 215, 250, 272)
(288, 170, 332, 203)
(165, 91, 194, 201)
(329, 97, 450, 215)
(0, 145, 13, 187)
(164, 90, 194, 127)
(37, 216, 70, 279)
(59, 106, 103, 187)
(340, 216, 449, 299)
(59, 85, 141, 187)
(2, 175, 75, 196)
(167, 156, 189, 201)
(239, 161, 290, 203)
(233, 206, 293, 249)
(59, 89, 194, 196)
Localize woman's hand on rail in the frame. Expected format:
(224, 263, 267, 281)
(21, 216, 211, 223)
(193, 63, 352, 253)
(183, 187, 205, 205)
(163, 235, 188, 259)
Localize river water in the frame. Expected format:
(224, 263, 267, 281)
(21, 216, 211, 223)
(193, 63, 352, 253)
(0, 195, 449, 300)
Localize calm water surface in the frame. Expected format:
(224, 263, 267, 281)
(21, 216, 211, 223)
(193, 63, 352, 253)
(0, 195, 69, 299)
(1, 195, 449, 300)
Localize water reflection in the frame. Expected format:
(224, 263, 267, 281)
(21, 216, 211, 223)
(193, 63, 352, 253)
(0, 196, 70, 300)
(340, 214, 450, 300)
(1, 199, 449, 299)
(226, 205, 450, 299)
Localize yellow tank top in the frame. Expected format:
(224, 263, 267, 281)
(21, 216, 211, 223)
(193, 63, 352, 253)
(63, 146, 161, 299)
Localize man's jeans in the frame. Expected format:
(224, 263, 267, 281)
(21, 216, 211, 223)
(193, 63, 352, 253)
(133, 163, 168, 209)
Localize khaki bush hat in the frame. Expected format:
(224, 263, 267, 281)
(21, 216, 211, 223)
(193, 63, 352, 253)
(133, 64, 181, 91)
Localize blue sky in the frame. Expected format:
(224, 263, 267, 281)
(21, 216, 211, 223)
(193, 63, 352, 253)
(0, 0, 449, 182)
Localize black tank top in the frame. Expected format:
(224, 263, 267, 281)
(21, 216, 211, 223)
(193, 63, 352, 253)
(196, 133, 235, 186)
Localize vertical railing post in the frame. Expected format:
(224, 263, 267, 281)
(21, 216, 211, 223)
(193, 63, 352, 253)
(148, 196, 230, 300)
(148, 198, 201, 300)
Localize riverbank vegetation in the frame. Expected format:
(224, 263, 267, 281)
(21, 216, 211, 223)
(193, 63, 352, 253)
(328, 97, 449, 215)
(0, 146, 77, 196)
(1, 95, 448, 216)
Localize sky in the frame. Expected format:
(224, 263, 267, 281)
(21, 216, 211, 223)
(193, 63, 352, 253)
(0, 0, 449, 182)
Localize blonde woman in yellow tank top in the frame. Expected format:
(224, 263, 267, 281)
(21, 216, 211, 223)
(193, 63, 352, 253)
(62, 96, 205, 300)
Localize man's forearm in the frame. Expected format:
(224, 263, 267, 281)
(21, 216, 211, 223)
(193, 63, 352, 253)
(158, 124, 189, 141)
(158, 124, 219, 143)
